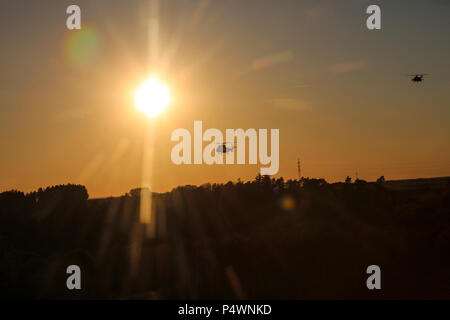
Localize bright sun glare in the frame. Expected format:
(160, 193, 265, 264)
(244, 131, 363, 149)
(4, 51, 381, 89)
(134, 77, 171, 118)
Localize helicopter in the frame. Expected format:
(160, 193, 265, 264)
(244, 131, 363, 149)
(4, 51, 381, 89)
(215, 142, 237, 154)
(408, 74, 428, 82)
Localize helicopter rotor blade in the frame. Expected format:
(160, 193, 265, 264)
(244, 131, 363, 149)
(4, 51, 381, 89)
(214, 142, 231, 144)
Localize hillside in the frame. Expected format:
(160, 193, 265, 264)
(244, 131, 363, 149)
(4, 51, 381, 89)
(1, 176, 449, 299)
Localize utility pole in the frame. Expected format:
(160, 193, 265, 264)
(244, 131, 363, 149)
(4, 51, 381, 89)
(297, 158, 301, 179)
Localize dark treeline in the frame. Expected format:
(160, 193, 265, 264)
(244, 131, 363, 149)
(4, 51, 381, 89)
(0, 176, 449, 299)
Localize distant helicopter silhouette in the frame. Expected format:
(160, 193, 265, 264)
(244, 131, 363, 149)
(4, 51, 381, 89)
(215, 142, 236, 154)
(408, 74, 428, 82)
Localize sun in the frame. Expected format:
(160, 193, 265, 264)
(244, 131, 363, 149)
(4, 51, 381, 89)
(134, 77, 171, 118)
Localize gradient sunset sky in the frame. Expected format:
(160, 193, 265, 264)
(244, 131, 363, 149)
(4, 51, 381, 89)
(1, 0, 449, 197)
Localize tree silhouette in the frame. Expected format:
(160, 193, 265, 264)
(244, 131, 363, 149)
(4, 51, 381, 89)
(0, 176, 449, 299)
(376, 176, 385, 184)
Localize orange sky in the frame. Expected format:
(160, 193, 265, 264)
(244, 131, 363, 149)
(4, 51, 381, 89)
(1, 0, 450, 198)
